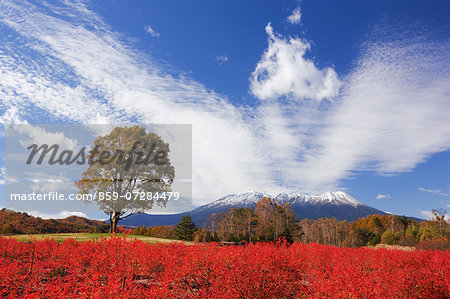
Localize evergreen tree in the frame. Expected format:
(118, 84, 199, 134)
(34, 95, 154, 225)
(174, 215, 197, 240)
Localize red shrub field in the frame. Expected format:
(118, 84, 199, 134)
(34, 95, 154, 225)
(0, 236, 448, 298)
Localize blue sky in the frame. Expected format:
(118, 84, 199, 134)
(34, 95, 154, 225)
(0, 0, 449, 219)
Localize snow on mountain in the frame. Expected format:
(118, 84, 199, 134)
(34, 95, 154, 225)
(202, 190, 272, 209)
(202, 190, 363, 209)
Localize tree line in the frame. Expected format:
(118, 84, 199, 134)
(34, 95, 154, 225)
(299, 209, 449, 250)
(131, 224, 174, 239)
(130, 198, 449, 249)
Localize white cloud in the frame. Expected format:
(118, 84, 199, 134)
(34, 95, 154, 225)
(420, 210, 448, 220)
(376, 194, 391, 199)
(0, 167, 4, 185)
(30, 179, 76, 193)
(418, 187, 449, 196)
(287, 7, 301, 24)
(420, 210, 433, 219)
(294, 33, 450, 191)
(12, 125, 81, 152)
(250, 23, 341, 102)
(25, 210, 88, 219)
(419, 187, 441, 194)
(0, 106, 28, 125)
(145, 25, 159, 37)
(215, 55, 229, 65)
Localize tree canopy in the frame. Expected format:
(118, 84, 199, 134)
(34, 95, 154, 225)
(76, 126, 175, 232)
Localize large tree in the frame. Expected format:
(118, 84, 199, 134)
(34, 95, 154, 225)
(76, 126, 175, 233)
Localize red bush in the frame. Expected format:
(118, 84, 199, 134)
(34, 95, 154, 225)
(0, 236, 448, 298)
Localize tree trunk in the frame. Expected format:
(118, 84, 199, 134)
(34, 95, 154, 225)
(110, 211, 120, 233)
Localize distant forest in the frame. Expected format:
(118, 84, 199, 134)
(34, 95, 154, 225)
(132, 197, 450, 250)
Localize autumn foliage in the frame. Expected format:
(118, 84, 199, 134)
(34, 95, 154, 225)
(0, 236, 448, 298)
(0, 209, 108, 234)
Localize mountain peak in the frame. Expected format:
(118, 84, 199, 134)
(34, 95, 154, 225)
(203, 190, 362, 209)
(317, 191, 361, 207)
(202, 190, 272, 209)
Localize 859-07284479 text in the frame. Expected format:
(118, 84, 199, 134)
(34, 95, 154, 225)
(9, 191, 180, 201)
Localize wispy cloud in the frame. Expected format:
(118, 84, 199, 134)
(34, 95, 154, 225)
(0, 0, 277, 205)
(376, 194, 391, 199)
(419, 187, 449, 196)
(145, 25, 159, 37)
(215, 55, 229, 65)
(287, 7, 301, 24)
(0, 167, 5, 185)
(292, 32, 450, 191)
(0, 107, 28, 124)
(1, 1, 449, 206)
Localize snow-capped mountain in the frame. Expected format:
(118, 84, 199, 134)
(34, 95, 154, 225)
(201, 190, 362, 210)
(199, 190, 271, 210)
(278, 191, 363, 207)
(121, 190, 386, 227)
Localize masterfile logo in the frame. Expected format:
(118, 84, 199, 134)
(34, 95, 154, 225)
(5, 124, 192, 214)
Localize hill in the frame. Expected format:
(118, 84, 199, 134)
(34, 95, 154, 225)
(0, 209, 108, 234)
